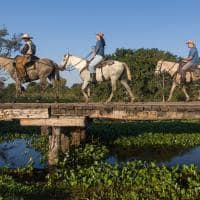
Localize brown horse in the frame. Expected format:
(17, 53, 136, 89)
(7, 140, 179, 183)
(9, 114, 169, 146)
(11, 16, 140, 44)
(0, 56, 61, 97)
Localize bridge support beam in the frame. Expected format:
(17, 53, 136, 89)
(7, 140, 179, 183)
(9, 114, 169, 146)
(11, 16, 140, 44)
(48, 127, 61, 166)
(48, 127, 88, 166)
(20, 116, 89, 166)
(41, 126, 51, 135)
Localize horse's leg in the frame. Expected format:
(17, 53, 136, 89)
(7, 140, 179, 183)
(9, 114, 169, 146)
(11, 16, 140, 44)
(120, 79, 135, 102)
(81, 81, 90, 103)
(182, 85, 190, 101)
(167, 81, 177, 101)
(15, 79, 22, 98)
(87, 87, 91, 98)
(40, 77, 48, 92)
(106, 78, 117, 103)
(48, 75, 59, 101)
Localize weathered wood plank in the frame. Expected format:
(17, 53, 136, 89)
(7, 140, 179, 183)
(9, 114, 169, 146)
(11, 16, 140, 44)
(20, 117, 87, 127)
(0, 109, 49, 120)
(1, 102, 200, 121)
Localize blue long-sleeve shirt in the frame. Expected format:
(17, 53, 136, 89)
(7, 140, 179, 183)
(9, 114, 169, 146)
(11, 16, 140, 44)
(188, 47, 199, 64)
(95, 39, 105, 57)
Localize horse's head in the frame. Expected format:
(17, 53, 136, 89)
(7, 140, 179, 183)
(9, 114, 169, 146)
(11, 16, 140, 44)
(155, 60, 164, 75)
(0, 56, 15, 70)
(60, 53, 71, 69)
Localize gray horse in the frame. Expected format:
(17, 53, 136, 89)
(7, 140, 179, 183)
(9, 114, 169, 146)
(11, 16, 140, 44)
(0, 56, 60, 97)
(60, 53, 135, 103)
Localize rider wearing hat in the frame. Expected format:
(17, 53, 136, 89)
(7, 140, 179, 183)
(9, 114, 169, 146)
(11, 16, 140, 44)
(15, 33, 37, 82)
(88, 32, 106, 84)
(21, 33, 36, 59)
(180, 40, 199, 83)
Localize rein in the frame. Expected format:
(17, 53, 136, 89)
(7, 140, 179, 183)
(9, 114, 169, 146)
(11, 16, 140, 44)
(64, 55, 87, 71)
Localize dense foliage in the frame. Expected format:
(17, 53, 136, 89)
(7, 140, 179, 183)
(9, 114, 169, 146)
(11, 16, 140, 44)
(0, 121, 200, 199)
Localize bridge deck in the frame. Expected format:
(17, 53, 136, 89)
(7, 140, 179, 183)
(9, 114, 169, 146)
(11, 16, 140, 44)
(0, 102, 200, 121)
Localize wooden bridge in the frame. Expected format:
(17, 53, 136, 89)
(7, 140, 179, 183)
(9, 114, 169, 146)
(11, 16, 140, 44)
(1, 102, 200, 121)
(1, 102, 200, 165)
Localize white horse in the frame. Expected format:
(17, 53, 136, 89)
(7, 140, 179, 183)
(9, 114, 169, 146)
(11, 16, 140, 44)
(60, 54, 135, 103)
(155, 60, 200, 101)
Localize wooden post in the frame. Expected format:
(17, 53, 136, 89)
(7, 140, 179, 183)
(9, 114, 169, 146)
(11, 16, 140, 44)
(70, 128, 82, 147)
(61, 128, 70, 153)
(48, 127, 61, 166)
(41, 126, 51, 135)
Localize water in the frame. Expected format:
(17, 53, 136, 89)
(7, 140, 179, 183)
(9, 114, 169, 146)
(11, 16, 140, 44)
(1, 138, 200, 169)
(107, 146, 200, 168)
(0, 139, 45, 168)
(163, 146, 200, 167)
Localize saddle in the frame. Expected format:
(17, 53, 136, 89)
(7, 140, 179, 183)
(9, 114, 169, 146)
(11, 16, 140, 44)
(178, 62, 200, 83)
(95, 60, 115, 82)
(96, 59, 115, 68)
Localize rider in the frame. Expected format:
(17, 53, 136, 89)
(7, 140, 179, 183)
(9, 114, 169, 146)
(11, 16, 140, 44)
(16, 33, 36, 82)
(180, 40, 199, 83)
(88, 32, 106, 84)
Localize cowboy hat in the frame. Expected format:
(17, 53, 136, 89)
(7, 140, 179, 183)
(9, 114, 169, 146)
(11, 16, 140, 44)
(96, 32, 104, 37)
(21, 33, 33, 39)
(186, 40, 195, 45)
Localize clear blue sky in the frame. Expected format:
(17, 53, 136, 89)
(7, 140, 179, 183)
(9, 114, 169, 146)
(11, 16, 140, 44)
(1, 0, 200, 86)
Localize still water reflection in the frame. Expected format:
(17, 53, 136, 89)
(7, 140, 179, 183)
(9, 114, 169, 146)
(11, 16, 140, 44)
(107, 146, 200, 167)
(0, 139, 44, 168)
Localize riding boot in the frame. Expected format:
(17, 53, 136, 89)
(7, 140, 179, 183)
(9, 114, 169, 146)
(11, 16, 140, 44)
(91, 73, 97, 84)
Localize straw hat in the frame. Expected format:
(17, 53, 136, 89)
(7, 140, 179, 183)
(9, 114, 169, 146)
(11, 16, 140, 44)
(96, 32, 104, 37)
(21, 33, 33, 39)
(186, 40, 195, 45)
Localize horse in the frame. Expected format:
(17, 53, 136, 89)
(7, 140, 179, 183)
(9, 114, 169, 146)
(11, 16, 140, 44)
(0, 56, 60, 97)
(155, 60, 200, 101)
(60, 53, 135, 103)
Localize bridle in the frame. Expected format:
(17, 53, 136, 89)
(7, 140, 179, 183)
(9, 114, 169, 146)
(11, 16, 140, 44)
(63, 54, 87, 71)
(63, 54, 74, 71)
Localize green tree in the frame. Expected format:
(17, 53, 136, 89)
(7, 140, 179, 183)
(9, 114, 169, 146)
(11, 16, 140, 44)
(0, 26, 21, 56)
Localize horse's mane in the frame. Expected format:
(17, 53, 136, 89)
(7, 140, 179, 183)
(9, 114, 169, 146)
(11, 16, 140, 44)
(163, 60, 177, 64)
(70, 54, 87, 61)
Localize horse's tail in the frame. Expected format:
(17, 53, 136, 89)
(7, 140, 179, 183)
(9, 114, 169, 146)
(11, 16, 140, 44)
(54, 63, 60, 81)
(123, 63, 132, 81)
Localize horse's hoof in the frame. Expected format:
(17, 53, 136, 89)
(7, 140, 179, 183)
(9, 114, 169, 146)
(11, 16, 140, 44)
(186, 97, 190, 102)
(85, 99, 89, 104)
(130, 97, 136, 103)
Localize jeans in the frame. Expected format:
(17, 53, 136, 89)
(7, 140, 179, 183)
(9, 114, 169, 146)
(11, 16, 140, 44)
(180, 61, 196, 78)
(88, 55, 103, 73)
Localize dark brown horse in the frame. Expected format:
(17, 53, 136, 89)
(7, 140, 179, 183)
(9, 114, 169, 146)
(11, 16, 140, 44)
(0, 56, 61, 97)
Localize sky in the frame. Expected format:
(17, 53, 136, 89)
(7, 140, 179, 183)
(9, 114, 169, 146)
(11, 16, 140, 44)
(1, 0, 200, 86)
